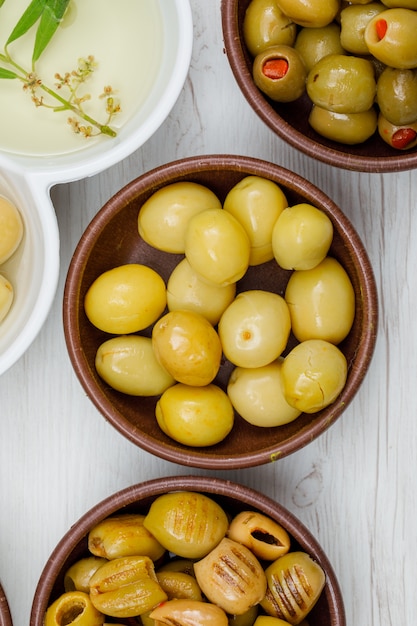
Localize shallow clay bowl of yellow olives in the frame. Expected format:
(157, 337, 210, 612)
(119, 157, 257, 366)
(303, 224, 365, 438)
(30, 475, 346, 626)
(63, 154, 377, 469)
(221, 0, 417, 173)
(0, 584, 12, 626)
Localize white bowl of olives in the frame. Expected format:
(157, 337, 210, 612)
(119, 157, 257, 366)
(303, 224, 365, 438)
(63, 154, 378, 469)
(30, 475, 346, 626)
(0, 0, 193, 375)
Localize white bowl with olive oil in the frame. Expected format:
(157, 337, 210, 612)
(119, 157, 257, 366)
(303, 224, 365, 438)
(0, 0, 193, 375)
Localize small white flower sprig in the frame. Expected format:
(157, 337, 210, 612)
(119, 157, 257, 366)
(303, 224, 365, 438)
(0, 0, 120, 138)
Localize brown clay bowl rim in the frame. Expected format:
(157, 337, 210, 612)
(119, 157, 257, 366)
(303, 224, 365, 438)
(0, 584, 12, 626)
(221, 0, 417, 173)
(30, 475, 346, 626)
(63, 154, 378, 469)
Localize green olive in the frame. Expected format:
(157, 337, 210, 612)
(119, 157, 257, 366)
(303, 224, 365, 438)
(275, 0, 340, 27)
(340, 2, 386, 55)
(64, 557, 108, 593)
(307, 54, 376, 113)
(243, 0, 297, 57)
(295, 23, 345, 73)
(364, 8, 417, 69)
(253, 45, 307, 102)
(376, 67, 417, 126)
(378, 113, 417, 149)
(381, 0, 417, 8)
(309, 104, 378, 144)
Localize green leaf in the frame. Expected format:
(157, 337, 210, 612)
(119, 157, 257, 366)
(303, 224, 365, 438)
(0, 67, 18, 78)
(32, 0, 71, 63)
(6, 0, 47, 46)
(0, 0, 7, 7)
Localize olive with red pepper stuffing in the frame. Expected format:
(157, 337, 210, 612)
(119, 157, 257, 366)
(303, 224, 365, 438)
(378, 114, 417, 149)
(253, 44, 307, 102)
(364, 8, 417, 69)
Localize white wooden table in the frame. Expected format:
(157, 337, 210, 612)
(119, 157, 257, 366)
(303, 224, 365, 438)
(1, 2, 415, 625)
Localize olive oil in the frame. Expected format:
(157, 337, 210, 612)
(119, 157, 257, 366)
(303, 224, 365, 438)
(0, 0, 163, 156)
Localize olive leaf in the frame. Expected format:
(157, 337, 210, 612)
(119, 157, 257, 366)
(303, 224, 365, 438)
(0, 0, 7, 7)
(6, 0, 47, 47)
(6, 0, 70, 64)
(0, 67, 17, 78)
(32, 0, 71, 64)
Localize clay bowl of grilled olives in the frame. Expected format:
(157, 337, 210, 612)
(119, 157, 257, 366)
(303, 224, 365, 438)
(0, 584, 12, 626)
(63, 154, 377, 469)
(30, 475, 346, 626)
(221, 0, 417, 173)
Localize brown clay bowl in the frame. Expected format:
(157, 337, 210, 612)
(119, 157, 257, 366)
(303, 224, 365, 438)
(0, 584, 12, 626)
(30, 475, 346, 626)
(221, 0, 417, 173)
(63, 154, 378, 469)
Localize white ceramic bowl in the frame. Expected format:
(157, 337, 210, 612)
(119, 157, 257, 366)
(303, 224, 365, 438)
(0, 0, 193, 376)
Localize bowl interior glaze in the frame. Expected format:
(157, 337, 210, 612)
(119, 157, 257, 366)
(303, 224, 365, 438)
(30, 475, 346, 626)
(64, 155, 378, 469)
(221, 0, 417, 173)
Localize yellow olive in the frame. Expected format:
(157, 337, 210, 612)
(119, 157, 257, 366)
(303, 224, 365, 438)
(378, 113, 417, 150)
(88, 514, 166, 562)
(340, 2, 386, 55)
(223, 175, 288, 266)
(219, 290, 291, 368)
(64, 557, 108, 593)
(95, 335, 175, 396)
(0, 274, 13, 324)
(284, 257, 355, 345)
(143, 491, 229, 559)
(89, 556, 167, 618)
(227, 358, 301, 427)
(307, 54, 376, 113)
(184, 208, 250, 286)
(281, 339, 348, 414)
(0, 196, 23, 265)
(365, 9, 417, 69)
(194, 537, 267, 615)
(138, 181, 222, 253)
(152, 310, 222, 386)
(381, 0, 417, 6)
(158, 559, 196, 577)
(295, 23, 345, 73)
(45, 591, 105, 626)
(253, 45, 307, 103)
(155, 383, 234, 447)
(274, 0, 340, 27)
(150, 599, 229, 625)
(243, 0, 297, 57)
(271, 203, 333, 271)
(156, 571, 203, 601)
(254, 618, 293, 626)
(260, 552, 325, 624)
(229, 606, 260, 626)
(84, 264, 166, 334)
(227, 511, 291, 560)
(308, 105, 378, 144)
(167, 258, 236, 325)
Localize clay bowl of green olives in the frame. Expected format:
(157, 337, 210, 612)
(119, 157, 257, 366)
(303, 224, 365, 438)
(221, 0, 417, 173)
(0, 584, 12, 626)
(63, 154, 377, 469)
(30, 475, 346, 626)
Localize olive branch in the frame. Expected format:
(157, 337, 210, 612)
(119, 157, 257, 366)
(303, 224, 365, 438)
(0, 0, 119, 138)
